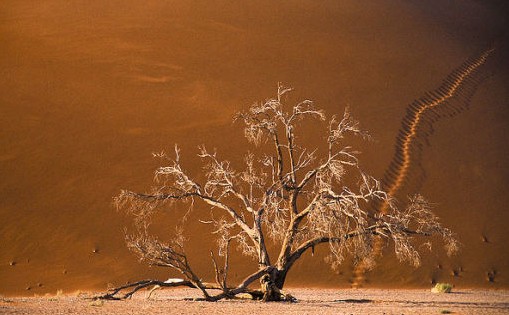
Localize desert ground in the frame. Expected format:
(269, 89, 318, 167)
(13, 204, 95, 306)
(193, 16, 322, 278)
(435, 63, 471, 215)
(1, 0, 509, 300)
(2, 288, 509, 315)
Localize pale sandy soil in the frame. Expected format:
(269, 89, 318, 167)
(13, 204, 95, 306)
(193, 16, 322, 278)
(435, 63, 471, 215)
(1, 288, 508, 315)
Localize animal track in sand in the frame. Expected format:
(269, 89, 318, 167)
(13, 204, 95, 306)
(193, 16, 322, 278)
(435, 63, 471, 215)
(352, 46, 495, 287)
(380, 47, 494, 213)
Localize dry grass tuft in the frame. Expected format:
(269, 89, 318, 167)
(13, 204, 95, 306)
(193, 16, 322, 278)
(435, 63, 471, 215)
(431, 283, 453, 293)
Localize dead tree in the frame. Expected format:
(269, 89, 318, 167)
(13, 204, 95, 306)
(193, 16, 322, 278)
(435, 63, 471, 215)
(100, 84, 458, 302)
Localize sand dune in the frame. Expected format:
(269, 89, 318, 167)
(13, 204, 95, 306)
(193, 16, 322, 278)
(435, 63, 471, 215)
(1, 0, 508, 295)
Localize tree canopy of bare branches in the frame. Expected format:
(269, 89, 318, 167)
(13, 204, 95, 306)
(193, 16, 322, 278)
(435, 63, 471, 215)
(101, 84, 458, 302)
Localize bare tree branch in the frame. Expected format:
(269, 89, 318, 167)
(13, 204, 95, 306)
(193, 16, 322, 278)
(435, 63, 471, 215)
(110, 84, 459, 302)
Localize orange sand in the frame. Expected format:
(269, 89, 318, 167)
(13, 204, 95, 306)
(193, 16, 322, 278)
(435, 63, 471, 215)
(1, 0, 508, 295)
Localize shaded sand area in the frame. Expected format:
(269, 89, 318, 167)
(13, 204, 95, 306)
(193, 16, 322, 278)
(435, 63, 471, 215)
(1, 0, 509, 295)
(2, 288, 509, 315)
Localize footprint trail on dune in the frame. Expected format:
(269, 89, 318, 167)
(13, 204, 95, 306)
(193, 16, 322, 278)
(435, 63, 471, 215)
(352, 47, 495, 287)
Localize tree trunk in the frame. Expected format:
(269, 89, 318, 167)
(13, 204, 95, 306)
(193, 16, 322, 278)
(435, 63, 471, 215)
(273, 269, 288, 289)
(260, 268, 292, 302)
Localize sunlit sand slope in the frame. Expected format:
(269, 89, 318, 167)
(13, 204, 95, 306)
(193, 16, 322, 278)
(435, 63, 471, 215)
(1, 0, 508, 295)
